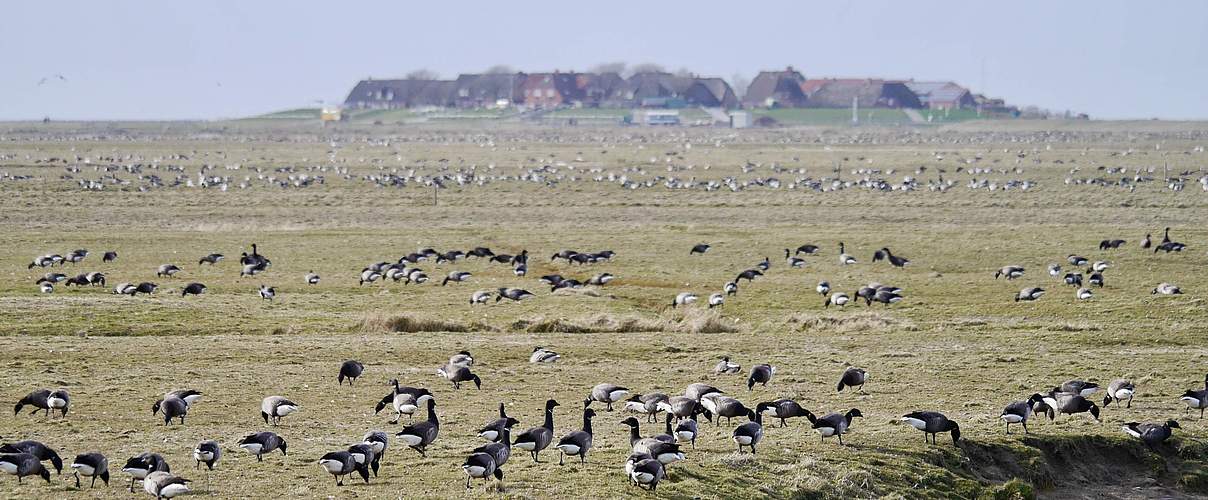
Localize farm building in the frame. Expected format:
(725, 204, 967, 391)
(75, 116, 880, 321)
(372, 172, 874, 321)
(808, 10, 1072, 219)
(343, 78, 452, 109)
(522, 72, 586, 108)
(743, 67, 808, 108)
(800, 79, 922, 109)
(904, 81, 975, 110)
(452, 73, 527, 108)
(685, 78, 739, 108)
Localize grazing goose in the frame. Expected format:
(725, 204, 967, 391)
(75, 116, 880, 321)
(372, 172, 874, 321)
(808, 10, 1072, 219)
(551, 278, 583, 292)
(1152, 283, 1183, 295)
(707, 293, 724, 308)
(784, 249, 807, 268)
(180, 283, 206, 297)
(587, 383, 630, 411)
(376, 381, 434, 424)
(656, 396, 712, 424)
(714, 356, 741, 375)
(881, 248, 910, 267)
(70, 452, 109, 488)
(757, 399, 815, 427)
(671, 292, 698, 308)
(153, 395, 188, 425)
(701, 394, 756, 426)
(466, 247, 494, 259)
(872, 289, 903, 306)
(995, 266, 1025, 280)
(462, 451, 502, 490)
(757, 256, 771, 271)
(586, 273, 614, 286)
(513, 399, 559, 463)
(238, 432, 287, 462)
(901, 411, 962, 445)
(724, 281, 738, 296)
(258, 285, 275, 301)
(470, 290, 491, 305)
(35, 272, 67, 285)
(626, 452, 664, 491)
(555, 407, 596, 465)
(530, 346, 560, 363)
(143, 470, 190, 499)
(156, 264, 181, 278)
(0, 440, 62, 474)
(260, 396, 299, 425)
(113, 282, 138, 295)
(1179, 374, 1208, 418)
(103, 251, 118, 262)
(1068, 254, 1088, 266)
(396, 399, 439, 456)
(838, 242, 856, 265)
(39, 282, 53, 294)
(1015, 287, 1045, 302)
(477, 403, 520, 443)
(473, 426, 511, 474)
(134, 282, 158, 295)
(305, 271, 320, 285)
(362, 431, 389, 468)
(1103, 379, 1136, 408)
(1122, 420, 1180, 450)
(1089, 261, 1110, 272)
(735, 269, 763, 282)
(824, 292, 850, 308)
(812, 409, 863, 445)
(816, 281, 831, 296)
(1141, 233, 1152, 249)
(495, 287, 535, 302)
(1063, 273, 1083, 286)
(1001, 394, 1046, 434)
(539, 274, 565, 286)
(1048, 263, 1061, 277)
(796, 244, 820, 255)
(624, 393, 669, 423)
(1041, 391, 1101, 421)
(1087, 272, 1104, 287)
(837, 367, 868, 392)
(345, 442, 380, 477)
(192, 441, 220, 470)
(317, 451, 367, 486)
(1076, 287, 1093, 300)
(689, 243, 710, 255)
(359, 269, 382, 285)
(1099, 239, 1126, 250)
(674, 410, 706, 448)
(747, 364, 775, 390)
(437, 364, 482, 389)
(14, 389, 52, 417)
(338, 360, 364, 386)
(732, 412, 764, 454)
(684, 383, 723, 402)
(1055, 380, 1100, 398)
(198, 254, 223, 266)
(442, 271, 472, 286)
(449, 350, 474, 367)
(620, 417, 665, 455)
(121, 453, 169, 492)
(0, 453, 50, 484)
(855, 286, 876, 305)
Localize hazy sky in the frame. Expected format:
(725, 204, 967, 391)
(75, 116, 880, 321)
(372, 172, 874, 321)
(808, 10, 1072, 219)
(5, 1, 1206, 120)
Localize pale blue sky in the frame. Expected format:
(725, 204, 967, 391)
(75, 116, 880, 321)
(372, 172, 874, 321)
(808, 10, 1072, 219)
(5, 1, 1206, 120)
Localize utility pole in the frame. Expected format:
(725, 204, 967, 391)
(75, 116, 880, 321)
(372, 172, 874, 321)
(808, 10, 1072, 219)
(851, 97, 858, 125)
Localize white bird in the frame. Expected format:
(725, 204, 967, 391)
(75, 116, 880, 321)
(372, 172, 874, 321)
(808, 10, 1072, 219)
(707, 293, 724, 309)
(1076, 288, 1093, 300)
(40, 283, 53, 294)
(259, 285, 276, 301)
(671, 292, 697, 307)
(816, 281, 830, 296)
(470, 290, 491, 305)
(305, 271, 320, 285)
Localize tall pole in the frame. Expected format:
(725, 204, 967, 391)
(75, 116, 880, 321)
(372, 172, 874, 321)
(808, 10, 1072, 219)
(851, 97, 858, 125)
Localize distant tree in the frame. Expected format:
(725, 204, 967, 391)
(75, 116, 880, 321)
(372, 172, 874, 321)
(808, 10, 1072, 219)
(630, 63, 665, 75)
(731, 73, 751, 98)
(405, 69, 439, 80)
(484, 65, 515, 74)
(590, 61, 627, 75)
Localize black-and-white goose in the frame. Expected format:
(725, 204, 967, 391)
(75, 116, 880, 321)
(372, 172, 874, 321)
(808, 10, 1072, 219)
(181, 283, 206, 297)
(795, 244, 819, 255)
(732, 411, 764, 454)
(495, 288, 535, 302)
(1068, 254, 1088, 266)
(143, 470, 190, 499)
(1099, 239, 1126, 250)
(260, 396, 299, 425)
(0, 440, 62, 475)
(472, 425, 511, 476)
(1041, 391, 1100, 421)
(586, 273, 614, 286)
(555, 407, 596, 465)
(995, 266, 1025, 280)
(1076, 287, 1093, 300)
(837, 367, 868, 392)
(462, 451, 502, 490)
(359, 268, 382, 285)
(901, 411, 961, 445)
(757, 256, 770, 271)
(346, 442, 380, 478)
(1087, 272, 1104, 288)
(442, 271, 472, 286)
(735, 269, 763, 282)
(673, 409, 707, 448)
(134, 282, 158, 295)
(1000, 394, 1045, 434)
(192, 441, 220, 470)
(1152, 282, 1182, 295)
(470, 290, 491, 305)
(238, 432, 287, 462)
(449, 350, 474, 366)
(338, 360, 364, 386)
(624, 393, 669, 423)
(437, 364, 481, 390)
(1180, 374, 1208, 418)
(39, 282, 53, 294)
(747, 364, 775, 390)
(318, 450, 368, 486)
(811, 409, 862, 445)
(258, 285, 275, 301)
(1055, 380, 1100, 398)
(1141, 233, 1152, 249)
(530, 346, 560, 363)
(838, 242, 856, 265)
(198, 254, 223, 266)
(881, 248, 910, 267)
(477, 403, 520, 442)
(14, 388, 69, 417)
(626, 452, 664, 491)
(70, 452, 108, 488)
(396, 398, 439, 456)
(784, 249, 807, 268)
(375, 381, 434, 424)
(361, 431, 389, 469)
(689, 243, 710, 255)
(305, 271, 320, 285)
(113, 282, 137, 295)
(103, 251, 118, 262)
(671, 292, 697, 307)
(513, 399, 559, 462)
(714, 356, 741, 375)
(0, 453, 50, 484)
(35, 272, 67, 285)
(684, 383, 723, 402)
(121, 453, 169, 492)
(1122, 420, 1180, 449)
(1048, 263, 1061, 276)
(707, 293, 724, 308)
(586, 383, 629, 411)
(1103, 379, 1135, 408)
(700, 394, 755, 426)
(757, 399, 814, 428)
(724, 281, 738, 296)
(1063, 272, 1083, 287)
(816, 280, 830, 296)
(153, 395, 188, 425)
(156, 264, 181, 278)
(1015, 287, 1045, 302)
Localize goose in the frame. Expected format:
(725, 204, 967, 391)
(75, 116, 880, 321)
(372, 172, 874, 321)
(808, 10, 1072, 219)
(624, 393, 669, 423)
(837, 367, 868, 392)
(539, 274, 565, 286)
(1122, 420, 1180, 450)
(1103, 379, 1136, 408)
(317, 451, 368, 486)
(160, 389, 202, 406)
(473, 425, 512, 480)
(714, 356, 741, 375)
(816, 281, 830, 296)
(238, 432, 287, 462)
(103, 251, 118, 262)
(467, 247, 495, 259)
(1179, 374, 1208, 418)
(530, 346, 560, 363)
(824, 292, 850, 308)
(39, 282, 53, 294)
(489, 253, 516, 265)
(14, 389, 67, 417)
(192, 441, 220, 470)
(35, 272, 67, 285)
(442, 271, 472, 286)
(470, 290, 492, 305)
(1152, 283, 1182, 295)
(995, 266, 1025, 280)
(1087, 272, 1104, 287)
(724, 281, 738, 296)
(495, 287, 535, 302)
(198, 254, 223, 266)
(338, 360, 364, 386)
(757, 256, 771, 271)
(153, 395, 188, 425)
(113, 282, 138, 295)
(671, 292, 697, 307)
(376, 382, 434, 424)
(1076, 288, 1093, 300)
(461, 452, 502, 490)
(587, 383, 629, 410)
(732, 412, 764, 454)
(70, 452, 109, 488)
(121, 453, 169, 492)
(260, 395, 299, 425)
(1141, 233, 1152, 249)
(477, 403, 520, 442)
(513, 263, 528, 277)
(134, 282, 158, 295)
(1041, 391, 1100, 421)
(757, 399, 815, 427)
(143, 470, 190, 499)
(0, 440, 62, 474)
(437, 364, 482, 389)
(346, 442, 380, 477)
(586, 273, 614, 285)
(689, 243, 710, 255)
(784, 249, 808, 268)
(673, 410, 706, 448)
(396, 399, 439, 456)
(258, 285, 275, 301)
(27, 255, 53, 269)
(838, 242, 856, 265)
(707, 293, 724, 308)
(60, 272, 90, 286)
(361, 431, 389, 468)
(855, 286, 876, 305)
(1068, 254, 1089, 266)
(735, 269, 762, 282)
(512, 399, 560, 462)
(1055, 380, 1100, 398)
(551, 249, 578, 262)
(626, 452, 664, 491)
(620, 416, 665, 454)
(1061, 272, 1082, 286)
(180, 283, 206, 297)
(1090, 261, 1110, 272)
(384, 266, 407, 282)
(449, 350, 474, 367)
(85, 271, 106, 286)
(747, 364, 775, 390)
(1001, 394, 1046, 434)
(1015, 287, 1045, 302)
(240, 262, 266, 277)
(359, 269, 382, 285)
(1048, 263, 1061, 277)
(701, 394, 756, 426)
(0, 453, 50, 484)
(872, 290, 903, 306)
(551, 278, 583, 292)
(555, 407, 596, 465)
(901, 411, 961, 445)
(684, 383, 723, 402)
(881, 248, 910, 267)
(812, 409, 863, 445)
(1099, 239, 1126, 250)
(305, 271, 320, 285)
(795, 244, 820, 255)
(156, 264, 181, 278)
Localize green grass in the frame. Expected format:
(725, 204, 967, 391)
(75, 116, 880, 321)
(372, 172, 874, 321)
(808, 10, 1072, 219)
(750, 108, 913, 126)
(251, 107, 321, 120)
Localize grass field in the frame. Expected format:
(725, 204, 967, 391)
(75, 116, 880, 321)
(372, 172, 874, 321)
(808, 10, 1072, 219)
(2, 121, 1208, 498)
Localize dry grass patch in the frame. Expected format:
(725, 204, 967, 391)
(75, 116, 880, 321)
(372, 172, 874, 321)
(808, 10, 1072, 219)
(779, 311, 916, 333)
(359, 312, 492, 333)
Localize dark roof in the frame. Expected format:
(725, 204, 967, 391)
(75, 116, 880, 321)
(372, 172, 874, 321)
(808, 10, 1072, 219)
(801, 79, 922, 108)
(743, 67, 807, 107)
